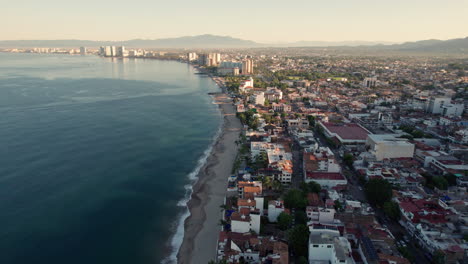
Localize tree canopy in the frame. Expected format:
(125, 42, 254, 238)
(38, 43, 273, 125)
(277, 212, 293, 230)
(284, 189, 308, 210)
(287, 224, 310, 258)
(364, 178, 393, 206)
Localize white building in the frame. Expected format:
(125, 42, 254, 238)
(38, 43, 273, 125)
(306, 207, 336, 224)
(362, 77, 377, 88)
(264, 87, 283, 101)
(268, 200, 285, 222)
(110, 46, 117, 57)
(239, 77, 254, 93)
(187, 52, 198, 61)
(308, 230, 354, 264)
(242, 58, 254, 75)
(230, 212, 261, 234)
(303, 146, 341, 179)
(198, 53, 221, 66)
(250, 92, 265, 105)
(442, 103, 464, 117)
(427, 97, 451, 114)
(104, 46, 112, 57)
(366, 134, 415, 161)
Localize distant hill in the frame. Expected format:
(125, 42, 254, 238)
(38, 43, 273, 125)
(277, 40, 397, 47)
(392, 37, 468, 53)
(0, 35, 466, 54)
(0, 35, 259, 48)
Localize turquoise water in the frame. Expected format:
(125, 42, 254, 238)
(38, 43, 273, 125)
(0, 53, 221, 264)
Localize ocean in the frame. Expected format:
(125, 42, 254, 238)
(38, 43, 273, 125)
(0, 53, 222, 264)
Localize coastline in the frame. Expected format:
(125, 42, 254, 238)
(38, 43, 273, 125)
(176, 77, 242, 264)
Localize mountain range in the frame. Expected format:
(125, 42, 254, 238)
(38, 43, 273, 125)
(0, 34, 467, 54)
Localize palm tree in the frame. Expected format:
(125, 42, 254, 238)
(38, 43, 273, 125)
(220, 204, 228, 212)
(272, 179, 284, 192)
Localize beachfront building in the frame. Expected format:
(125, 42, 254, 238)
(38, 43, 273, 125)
(230, 209, 261, 234)
(238, 197, 264, 216)
(239, 77, 254, 93)
(238, 181, 262, 199)
(216, 232, 289, 264)
(198, 53, 221, 66)
(250, 142, 293, 184)
(187, 52, 198, 62)
(250, 91, 265, 106)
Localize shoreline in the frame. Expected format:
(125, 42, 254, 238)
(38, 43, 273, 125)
(176, 77, 242, 264)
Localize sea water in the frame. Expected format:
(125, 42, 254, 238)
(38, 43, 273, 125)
(0, 53, 221, 264)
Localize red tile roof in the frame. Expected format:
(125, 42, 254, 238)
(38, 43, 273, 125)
(322, 122, 370, 140)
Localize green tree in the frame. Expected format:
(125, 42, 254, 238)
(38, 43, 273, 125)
(307, 115, 316, 127)
(295, 211, 308, 225)
(343, 153, 354, 168)
(277, 212, 293, 230)
(298, 256, 308, 264)
(364, 178, 393, 206)
(287, 224, 310, 257)
(432, 250, 446, 264)
(432, 176, 449, 190)
(284, 189, 308, 209)
(308, 181, 321, 193)
(300, 181, 321, 194)
(383, 201, 400, 220)
(334, 200, 343, 211)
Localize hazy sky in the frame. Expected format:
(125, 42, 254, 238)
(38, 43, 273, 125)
(3, 0, 467, 42)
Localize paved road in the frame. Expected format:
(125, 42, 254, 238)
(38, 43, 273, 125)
(291, 141, 303, 189)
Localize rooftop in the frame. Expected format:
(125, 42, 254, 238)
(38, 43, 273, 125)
(322, 122, 370, 140)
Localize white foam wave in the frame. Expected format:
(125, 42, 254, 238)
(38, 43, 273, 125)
(161, 116, 223, 264)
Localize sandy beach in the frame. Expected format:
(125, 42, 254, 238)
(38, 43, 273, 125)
(177, 90, 242, 264)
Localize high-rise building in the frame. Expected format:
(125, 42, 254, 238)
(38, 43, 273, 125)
(187, 52, 198, 62)
(362, 77, 377, 88)
(99, 46, 105, 56)
(79, 47, 87, 55)
(110, 46, 117, 57)
(427, 97, 451, 114)
(116, 46, 125, 57)
(242, 58, 254, 75)
(104, 46, 112, 57)
(198, 53, 221, 66)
